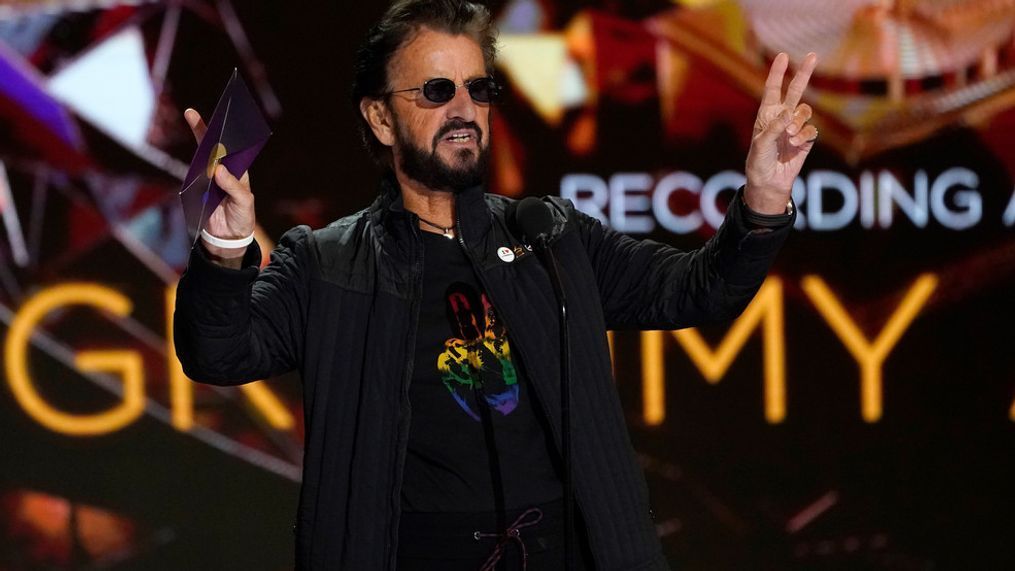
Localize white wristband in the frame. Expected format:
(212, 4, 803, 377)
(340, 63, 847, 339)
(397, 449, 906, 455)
(201, 228, 255, 249)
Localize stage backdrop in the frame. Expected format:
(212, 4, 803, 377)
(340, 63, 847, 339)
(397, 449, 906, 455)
(1, 1, 1012, 569)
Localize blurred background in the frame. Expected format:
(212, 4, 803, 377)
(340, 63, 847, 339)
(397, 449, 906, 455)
(0, 0, 1012, 569)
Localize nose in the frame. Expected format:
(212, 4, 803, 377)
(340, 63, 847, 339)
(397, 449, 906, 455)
(443, 82, 477, 123)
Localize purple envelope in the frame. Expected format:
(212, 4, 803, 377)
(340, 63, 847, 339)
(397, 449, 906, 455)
(179, 69, 271, 244)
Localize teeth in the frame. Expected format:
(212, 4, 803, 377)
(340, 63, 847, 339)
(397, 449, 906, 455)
(447, 133, 471, 142)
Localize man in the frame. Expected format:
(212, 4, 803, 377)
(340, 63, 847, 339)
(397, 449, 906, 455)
(174, 0, 817, 569)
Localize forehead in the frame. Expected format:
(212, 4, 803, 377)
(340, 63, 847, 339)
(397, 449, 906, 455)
(389, 26, 486, 83)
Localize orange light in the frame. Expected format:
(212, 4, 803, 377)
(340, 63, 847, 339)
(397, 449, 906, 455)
(607, 330, 616, 381)
(640, 277, 786, 424)
(674, 278, 786, 422)
(165, 284, 294, 431)
(5, 283, 144, 435)
(165, 285, 193, 430)
(802, 274, 938, 423)
(641, 330, 666, 425)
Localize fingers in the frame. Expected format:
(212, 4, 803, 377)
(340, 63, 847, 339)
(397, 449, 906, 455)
(783, 52, 817, 110)
(184, 108, 207, 144)
(761, 52, 790, 107)
(789, 123, 818, 147)
(213, 164, 253, 205)
(757, 108, 795, 146)
(786, 103, 813, 136)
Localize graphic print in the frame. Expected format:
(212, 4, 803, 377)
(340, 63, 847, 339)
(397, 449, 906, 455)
(437, 283, 519, 421)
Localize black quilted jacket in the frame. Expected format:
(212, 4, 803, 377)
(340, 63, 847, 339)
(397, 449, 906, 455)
(174, 177, 793, 570)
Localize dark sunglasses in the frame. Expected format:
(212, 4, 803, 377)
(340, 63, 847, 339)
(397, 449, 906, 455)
(387, 77, 501, 104)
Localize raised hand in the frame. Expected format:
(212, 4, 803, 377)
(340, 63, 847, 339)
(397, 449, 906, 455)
(184, 108, 256, 259)
(744, 52, 818, 214)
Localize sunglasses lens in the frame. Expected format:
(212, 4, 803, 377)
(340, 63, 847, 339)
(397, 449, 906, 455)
(417, 78, 500, 104)
(468, 78, 500, 103)
(422, 78, 456, 103)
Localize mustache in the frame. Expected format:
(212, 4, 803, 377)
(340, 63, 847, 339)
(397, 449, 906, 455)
(432, 120, 483, 148)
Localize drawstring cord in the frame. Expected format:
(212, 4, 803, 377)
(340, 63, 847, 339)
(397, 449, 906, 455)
(474, 507, 544, 571)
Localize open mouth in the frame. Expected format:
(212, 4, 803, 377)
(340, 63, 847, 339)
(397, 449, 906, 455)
(442, 130, 477, 145)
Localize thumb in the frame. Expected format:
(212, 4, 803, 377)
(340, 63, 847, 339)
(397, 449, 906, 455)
(214, 165, 251, 202)
(758, 109, 793, 146)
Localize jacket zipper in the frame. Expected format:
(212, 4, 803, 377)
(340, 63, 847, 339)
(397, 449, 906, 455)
(457, 207, 599, 561)
(388, 215, 424, 570)
(455, 209, 571, 491)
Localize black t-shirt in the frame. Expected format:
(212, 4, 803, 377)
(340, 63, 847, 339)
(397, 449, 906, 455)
(400, 230, 562, 513)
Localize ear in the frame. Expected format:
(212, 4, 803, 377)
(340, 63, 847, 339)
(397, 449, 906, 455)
(359, 97, 395, 147)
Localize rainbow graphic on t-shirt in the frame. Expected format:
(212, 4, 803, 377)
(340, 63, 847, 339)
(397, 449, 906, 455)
(437, 283, 519, 421)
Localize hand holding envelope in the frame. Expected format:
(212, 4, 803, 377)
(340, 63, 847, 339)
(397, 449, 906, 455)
(179, 70, 271, 259)
(183, 110, 254, 256)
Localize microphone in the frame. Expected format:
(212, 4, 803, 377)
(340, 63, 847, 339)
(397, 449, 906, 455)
(510, 195, 575, 569)
(513, 196, 555, 248)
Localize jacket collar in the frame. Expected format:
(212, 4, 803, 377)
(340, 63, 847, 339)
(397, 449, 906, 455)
(369, 172, 493, 248)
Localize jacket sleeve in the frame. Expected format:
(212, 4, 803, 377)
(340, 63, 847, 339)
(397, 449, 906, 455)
(571, 188, 794, 331)
(173, 226, 314, 385)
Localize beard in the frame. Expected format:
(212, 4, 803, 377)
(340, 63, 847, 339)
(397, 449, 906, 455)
(394, 118, 490, 193)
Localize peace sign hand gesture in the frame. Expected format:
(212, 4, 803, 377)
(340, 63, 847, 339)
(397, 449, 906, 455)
(744, 52, 819, 214)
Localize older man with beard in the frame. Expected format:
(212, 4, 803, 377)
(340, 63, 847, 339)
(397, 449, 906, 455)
(173, 0, 817, 569)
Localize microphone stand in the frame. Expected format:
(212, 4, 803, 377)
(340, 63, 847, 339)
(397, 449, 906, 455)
(536, 238, 573, 569)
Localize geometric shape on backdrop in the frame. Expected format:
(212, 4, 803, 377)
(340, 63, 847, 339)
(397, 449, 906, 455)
(0, 42, 85, 170)
(497, 0, 546, 34)
(48, 26, 154, 149)
(560, 58, 590, 110)
(179, 69, 271, 244)
(0, 160, 29, 267)
(0, 15, 59, 57)
(124, 201, 191, 271)
(589, 12, 658, 105)
(497, 33, 570, 125)
(740, 0, 1015, 79)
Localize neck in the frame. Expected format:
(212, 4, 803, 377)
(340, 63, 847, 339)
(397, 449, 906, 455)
(393, 168, 457, 232)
